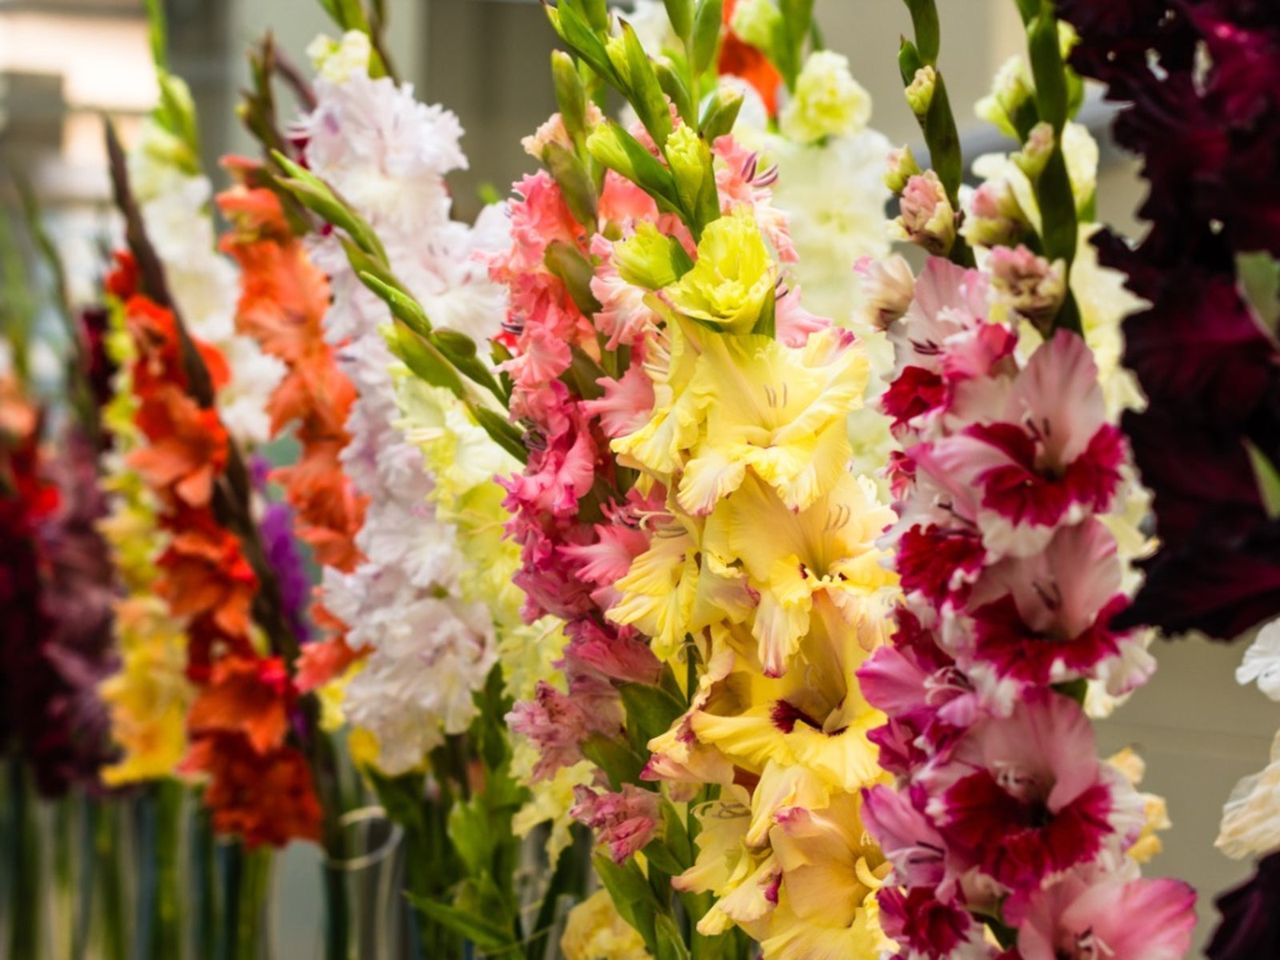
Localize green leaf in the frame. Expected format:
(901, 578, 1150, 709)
(143, 0, 168, 69)
(335, 0, 372, 31)
(156, 73, 200, 163)
(641, 840, 685, 877)
(448, 798, 496, 877)
(580, 0, 610, 32)
(1240, 252, 1280, 334)
(898, 37, 924, 87)
(564, 344, 608, 401)
(587, 122, 681, 210)
(1013, 0, 1039, 25)
(592, 854, 660, 950)
(750, 282, 777, 338)
(1035, 147, 1079, 267)
(340, 236, 397, 288)
(469, 405, 529, 465)
(690, 0, 723, 77)
(407, 896, 516, 952)
(699, 86, 744, 143)
(357, 270, 433, 339)
(431, 328, 478, 360)
(544, 240, 604, 316)
(777, 0, 815, 87)
(581, 735, 647, 792)
(654, 913, 693, 960)
(659, 800, 693, 866)
(431, 330, 507, 402)
(272, 151, 388, 261)
(387, 325, 466, 395)
(1246, 441, 1280, 519)
(922, 72, 964, 206)
(619, 683, 686, 750)
(550, 1, 620, 88)
(624, 22, 675, 147)
(656, 58, 697, 127)
(1053, 677, 1088, 705)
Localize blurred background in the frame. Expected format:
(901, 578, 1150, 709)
(0, 0, 1272, 950)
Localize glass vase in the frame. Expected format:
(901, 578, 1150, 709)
(321, 806, 405, 960)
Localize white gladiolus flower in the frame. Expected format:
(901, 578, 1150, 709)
(299, 59, 510, 775)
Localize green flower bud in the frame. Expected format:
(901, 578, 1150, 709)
(884, 145, 924, 195)
(615, 222, 688, 290)
(904, 65, 937, 118)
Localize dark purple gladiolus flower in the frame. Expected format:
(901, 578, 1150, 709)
(261, 499, 312, 645)
(250, 454, 312, 645)
(1207, 852, 1280, 960)
(3, 419, 117, 796)
(79, 305, 116, 410)
(34, 431, 120, 793)
(1057, 0, 1280, 641)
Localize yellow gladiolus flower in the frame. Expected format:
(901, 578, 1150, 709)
(666, 209, 776, 335)
(608, 512, 753, 663)
(679, 328, 868, 515)
(687, 614, 886, 794)
(718, 472, 896, 675)
(759, 790, 895, 960)
(560, 889, 652, 960)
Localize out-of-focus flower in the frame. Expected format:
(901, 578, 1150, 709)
(779, 50, 871, 145)
(1207, 852, 1280, 960)
(560, 889, 652, 960)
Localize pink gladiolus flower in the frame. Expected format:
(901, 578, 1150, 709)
(878, 885, 991, 960)
(1018, 871, 1196, 960)
(920, 692, 1143, 899)
(571, 784, 660, 863)
(926, 331, 1125, 556)
(581, 365, 656, 439)
(961, 519, 1134, 691)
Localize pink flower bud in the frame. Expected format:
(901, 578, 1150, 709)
(571, 784, 660, 863)
(989, 244, 1067, 334)
(892, 171, 956, 256)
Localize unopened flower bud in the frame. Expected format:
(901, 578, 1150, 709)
(605, 34, 632, 87)
(884, 145, 923, 195)
(890, 171, 955, 256)
(989, 245, 1067, 334)
(962, 179, 1030, 248)
(905, 65, 937, 118)
(1014, 122, 1055, 180)
(975, 57, 1033, 139)
(614, 222, 685, 290)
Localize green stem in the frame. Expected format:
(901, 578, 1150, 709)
(7, 760, 40, 960)
(94, 796, 128, 960)
(71, 796, 94, 960)
(153, 780, 185, 959)
(239, 848, 273, 960)
(53, 794, 74, 958)
(194, 803, 219, 960)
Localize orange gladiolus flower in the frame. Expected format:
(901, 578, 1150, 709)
(188, 655, 292, 754)
(218, 174, 369, 690)
(129, 389, 228, 508)
(112, 264, 322, 848)
(182, 734, 322, 847)
(719, 0, 782, 117)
